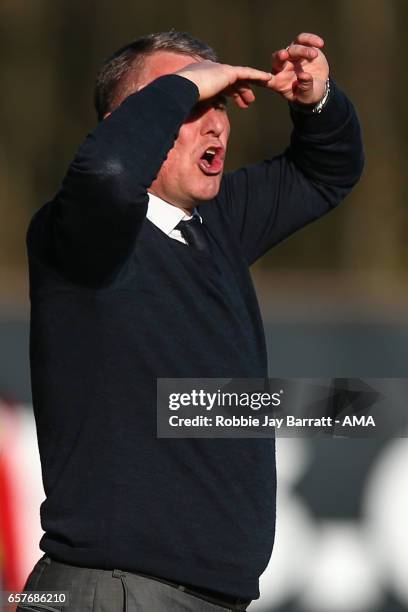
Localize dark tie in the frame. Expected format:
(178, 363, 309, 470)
(176, 217, 211, 253)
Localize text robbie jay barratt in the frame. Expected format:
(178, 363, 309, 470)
(168, 415, 376, 427)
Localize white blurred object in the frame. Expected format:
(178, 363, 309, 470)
(250, 438, 389, 612)
(251, 439, 317, 610)
(363, 438, 408, 606)
(301, 522, 383, 612)
(1, 402, 44, 585)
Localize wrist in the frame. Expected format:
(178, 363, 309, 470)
(289, 78, 352, 136)
(289, 78, 331, 114)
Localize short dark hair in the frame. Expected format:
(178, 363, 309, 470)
(94, 30, 218, 121)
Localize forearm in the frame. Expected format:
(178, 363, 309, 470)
(50, 74, 199, 285)
(217, 79, 364, 265)
(288, 78, 365, 197)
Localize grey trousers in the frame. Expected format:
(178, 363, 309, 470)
(17, 555, 251, 612)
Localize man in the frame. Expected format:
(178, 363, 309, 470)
(22, 30, 363, 611)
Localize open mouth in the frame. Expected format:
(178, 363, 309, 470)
(198, 146, 225, 175)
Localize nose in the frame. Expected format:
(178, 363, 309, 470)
(200, 107, 229, 138)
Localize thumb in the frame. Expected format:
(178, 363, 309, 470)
(293, 72, 314, 102)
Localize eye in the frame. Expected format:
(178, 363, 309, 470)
(188, 97, 227, 121)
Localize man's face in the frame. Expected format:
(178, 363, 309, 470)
(126, 51, 231, 210)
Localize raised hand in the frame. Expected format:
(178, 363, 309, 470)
(174, 60, 273, 109)
(268, 32, 329, 105)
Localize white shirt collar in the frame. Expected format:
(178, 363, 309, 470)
(146, 192, 202, 236)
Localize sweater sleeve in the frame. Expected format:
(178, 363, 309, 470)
(29, 74, 199, 286)
(215, 78, 365, 265)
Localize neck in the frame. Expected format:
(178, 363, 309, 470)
(148, 189, 195, 217)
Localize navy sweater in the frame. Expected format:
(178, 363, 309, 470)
(27, 74, 364, 599)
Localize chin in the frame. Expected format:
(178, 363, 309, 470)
(193, 178, 222, 202)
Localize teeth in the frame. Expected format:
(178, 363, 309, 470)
(205, 148, 216, 156)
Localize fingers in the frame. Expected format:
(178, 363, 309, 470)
(272, 32, 323, 73)
(271, 43, 320, 78)
(293, 32, 324, 48)
(295, 71, 314, 94)
(175, 60, 272, 104)
(232, 92, 251, 109)
(225, 81, 257, 109)
(288, 44, 319, 61)
(275, 44, 319, 64)
(229, 65, 273, 85)
(224, 68, 275, 109)
(271, 49, 289, 74)
(236, 83, 256, 106)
